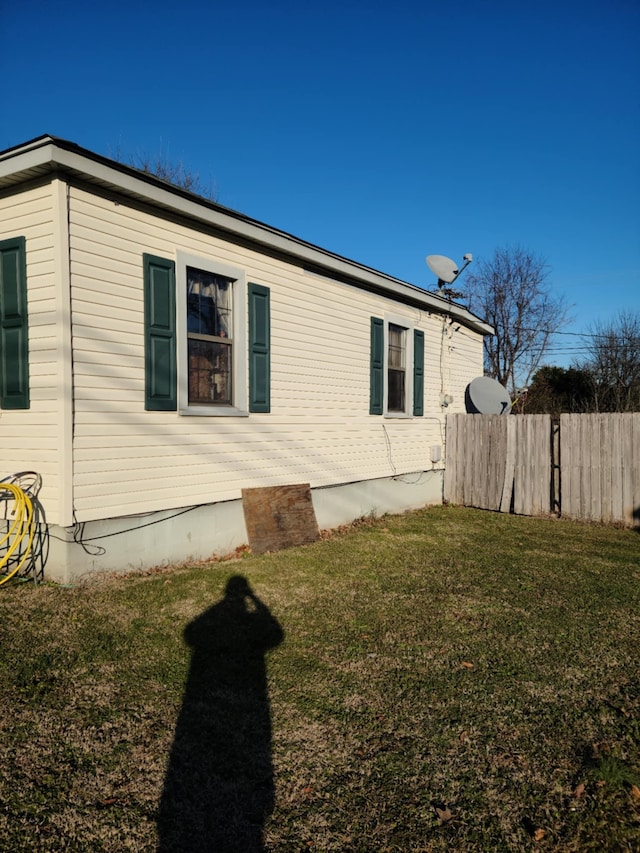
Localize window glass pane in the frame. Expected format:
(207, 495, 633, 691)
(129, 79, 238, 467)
(187, 268, 232, 339)
(188, 339, 232, 405)
(388, 323, 405, 368)
(388, 370, 405, 412)
(186, 266, 234, 406)
(387, 323, 406, 412)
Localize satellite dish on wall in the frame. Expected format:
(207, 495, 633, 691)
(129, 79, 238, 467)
(465, 376, 512, 415)
(426, 254, 459, 284)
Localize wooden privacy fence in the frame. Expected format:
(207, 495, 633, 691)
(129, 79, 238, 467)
(444, 413, 640, 527)
(560, 413, 640, 525)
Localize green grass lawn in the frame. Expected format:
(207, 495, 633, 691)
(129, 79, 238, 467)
(0, 506, 638, 851)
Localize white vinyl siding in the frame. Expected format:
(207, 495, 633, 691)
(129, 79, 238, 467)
(437, 318, 484, 412)
(67, 187, 483, 521)
(0, 184, 63, 521)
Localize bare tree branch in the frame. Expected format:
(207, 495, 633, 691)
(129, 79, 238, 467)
(577, 311, 640, 412)
(110, 143, 218, 201)
(464, 246, 571, 395)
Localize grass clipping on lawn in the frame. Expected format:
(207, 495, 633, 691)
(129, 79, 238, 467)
(0, 506, 639, 851)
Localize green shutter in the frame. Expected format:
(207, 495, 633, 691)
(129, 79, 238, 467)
(143, 254, 177, 411)
(0, 237, 29, 409)
(248, 283, 270, 413)
(370, 316, 383, 415)
(413, 329, 424, 416)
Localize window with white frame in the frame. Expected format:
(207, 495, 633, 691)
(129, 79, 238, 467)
(387, 323, 407, 412)
(177, 252, 247, 416)
(385, 317, 414, 416)
(370, 315, 422, 418)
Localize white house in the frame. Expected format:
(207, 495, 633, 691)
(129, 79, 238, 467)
(0, 135, 492, 582)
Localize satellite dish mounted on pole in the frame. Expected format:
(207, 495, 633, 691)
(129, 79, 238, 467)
(426, 253, 473, 299)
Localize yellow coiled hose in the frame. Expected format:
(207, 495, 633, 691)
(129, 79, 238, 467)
(0, 483, 35, 586)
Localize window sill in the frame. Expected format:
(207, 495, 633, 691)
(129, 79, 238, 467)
(179, 405, 249, 417)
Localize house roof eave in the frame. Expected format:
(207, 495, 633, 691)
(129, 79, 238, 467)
(0, 135, 494, 336)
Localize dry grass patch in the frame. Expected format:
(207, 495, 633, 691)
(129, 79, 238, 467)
(0, 506, 638, 851)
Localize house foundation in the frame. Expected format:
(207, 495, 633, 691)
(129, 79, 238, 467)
(42, 470, 443, 583)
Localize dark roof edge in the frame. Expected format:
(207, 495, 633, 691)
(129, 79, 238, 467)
(0, 135, 494, 336)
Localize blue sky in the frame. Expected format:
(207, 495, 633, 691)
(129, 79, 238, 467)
(2, 0, 639, 367)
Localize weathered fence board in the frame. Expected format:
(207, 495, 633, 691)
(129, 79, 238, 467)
(500, 418, 516, 513)
(444, 414, 508, 511)
(514, 415, 551, 517)
(560, 413, 640, 526)
(445, 413, 639, 527)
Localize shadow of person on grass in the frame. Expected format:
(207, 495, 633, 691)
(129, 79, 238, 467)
(157, 575, 284, 853)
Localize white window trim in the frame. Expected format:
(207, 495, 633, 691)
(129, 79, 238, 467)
(176, 251, 248, 417)
(384, 314, 414, 418)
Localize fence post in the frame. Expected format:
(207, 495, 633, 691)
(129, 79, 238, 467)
(500, 417, 516, 513)
(551, 418, 560, 516)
